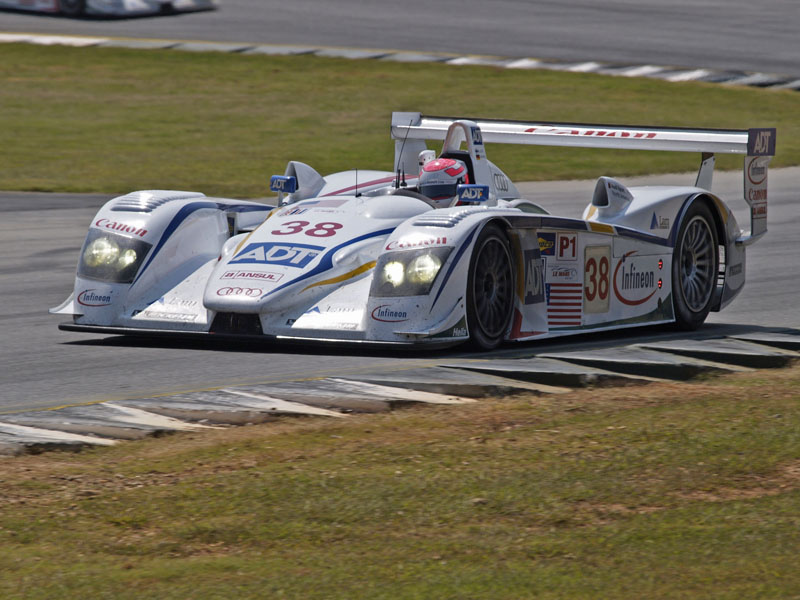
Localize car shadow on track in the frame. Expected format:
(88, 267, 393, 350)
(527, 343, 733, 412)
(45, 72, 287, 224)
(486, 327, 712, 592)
(61, 322, 786, 361)
(0, 7, 209, 21)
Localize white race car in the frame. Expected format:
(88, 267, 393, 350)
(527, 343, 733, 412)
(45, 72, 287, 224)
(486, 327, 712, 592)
(0, 0, 215, 17)
(52, 112, 775, 349)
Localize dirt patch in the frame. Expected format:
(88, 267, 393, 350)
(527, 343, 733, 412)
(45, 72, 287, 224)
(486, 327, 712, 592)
(674, 460, 800, 503)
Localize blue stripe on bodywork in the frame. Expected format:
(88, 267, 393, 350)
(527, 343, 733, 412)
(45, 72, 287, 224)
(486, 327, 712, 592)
(668, 195, 700, 247)
(260, 227, 396, 299)
(133, 202, 271, 285)
(615, 225, 672, 247)
(430, 223, 480, 311)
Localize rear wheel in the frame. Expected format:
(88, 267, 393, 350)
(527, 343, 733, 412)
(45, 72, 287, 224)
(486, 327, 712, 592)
(466, 224, 515, 350)
(59, 0, 86, 16)
(672, 202, 718, 329)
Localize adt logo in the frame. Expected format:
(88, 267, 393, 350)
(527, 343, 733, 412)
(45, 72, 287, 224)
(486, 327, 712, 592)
(458, 185, 489, 203)
(524, 249, 544, 305)
(230, 242, 323, 268)
(471, 127, 483, 146)
(269, 175, 297, 194)
(748, 128, 776, 156)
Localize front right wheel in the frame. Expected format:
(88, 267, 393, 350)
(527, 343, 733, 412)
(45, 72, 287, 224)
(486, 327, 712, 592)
(466, 224, 515, 350)
(672, 202, 719, 330)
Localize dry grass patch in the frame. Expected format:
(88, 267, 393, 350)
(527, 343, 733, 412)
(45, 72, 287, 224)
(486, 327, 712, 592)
(1, 366, 799, 598)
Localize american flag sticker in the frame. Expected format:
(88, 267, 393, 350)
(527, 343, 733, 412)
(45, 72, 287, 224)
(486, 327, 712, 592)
(546, 282, 583, 326)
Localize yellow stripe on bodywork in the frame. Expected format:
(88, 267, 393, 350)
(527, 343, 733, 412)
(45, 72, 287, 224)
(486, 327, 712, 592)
(233, 230, 255, 256)
(585, 205, 598, 220)
(301, 261, 377, 292)
(233, 207, 280, 255)
(509, 232, 525, 301)
(711, 195, 729, 225)
(588, 222, 615, 234)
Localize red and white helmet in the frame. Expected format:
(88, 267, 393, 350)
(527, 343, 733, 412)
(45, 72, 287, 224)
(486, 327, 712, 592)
(418, 158, 469, 207)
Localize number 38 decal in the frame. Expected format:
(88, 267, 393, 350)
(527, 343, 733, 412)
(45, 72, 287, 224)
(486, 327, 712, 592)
(271, 221, 343, 237)
(584, 245, 611, 314)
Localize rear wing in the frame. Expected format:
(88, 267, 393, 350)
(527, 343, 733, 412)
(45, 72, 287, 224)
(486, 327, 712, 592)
(391, 112, 776, 243)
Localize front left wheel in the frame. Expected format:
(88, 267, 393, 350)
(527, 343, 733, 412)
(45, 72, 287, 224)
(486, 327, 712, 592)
(466, 224, 515, 350)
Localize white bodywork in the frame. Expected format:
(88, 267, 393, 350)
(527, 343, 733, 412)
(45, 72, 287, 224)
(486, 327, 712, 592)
(0, 0, 216, 16)
(52, 113, 775, 347)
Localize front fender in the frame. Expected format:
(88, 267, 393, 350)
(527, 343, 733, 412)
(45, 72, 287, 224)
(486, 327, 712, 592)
(365, 207, 515, 342)
(69, 190, 271, 327)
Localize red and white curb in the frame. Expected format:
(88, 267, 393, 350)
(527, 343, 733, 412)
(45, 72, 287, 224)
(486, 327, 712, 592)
(2, 32, 799, 92)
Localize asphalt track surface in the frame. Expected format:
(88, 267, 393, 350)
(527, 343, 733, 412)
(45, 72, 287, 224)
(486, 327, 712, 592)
(1, 2, 798, 417)
(1, 168, 798, 414)
(2, 0, 800, 78)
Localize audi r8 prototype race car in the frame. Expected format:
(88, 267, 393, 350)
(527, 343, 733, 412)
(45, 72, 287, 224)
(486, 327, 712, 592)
(52, 112, 775, 349)
(0, 0, 215, 17)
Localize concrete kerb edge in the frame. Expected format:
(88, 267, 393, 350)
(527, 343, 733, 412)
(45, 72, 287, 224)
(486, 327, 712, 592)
(2, 32, 799, 92)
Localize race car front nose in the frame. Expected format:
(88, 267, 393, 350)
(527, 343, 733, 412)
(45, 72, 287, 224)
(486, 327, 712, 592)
(204, 284, 266, 313)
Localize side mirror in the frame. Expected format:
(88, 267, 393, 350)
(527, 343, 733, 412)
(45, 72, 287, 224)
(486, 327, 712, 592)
(457, 184, 490, 204)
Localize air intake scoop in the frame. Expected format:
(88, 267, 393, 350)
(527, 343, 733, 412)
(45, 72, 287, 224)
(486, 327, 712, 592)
(592, 176, 633, 216)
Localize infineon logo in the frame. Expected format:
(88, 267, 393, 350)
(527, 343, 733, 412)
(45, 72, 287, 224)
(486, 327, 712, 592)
(77, 289, 112, 307)
(371, 305, 408, 322)
(613, 252, 657, 306)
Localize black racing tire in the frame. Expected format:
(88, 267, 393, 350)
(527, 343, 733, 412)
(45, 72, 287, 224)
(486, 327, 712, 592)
(59, 0, 86, 16)
(672, 201, 719, 330)
(466, 223, 515, 350)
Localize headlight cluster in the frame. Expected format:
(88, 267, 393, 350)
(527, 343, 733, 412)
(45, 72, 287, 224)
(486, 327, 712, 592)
(77, 229, 152, 283)
(370, 247, 452, 297)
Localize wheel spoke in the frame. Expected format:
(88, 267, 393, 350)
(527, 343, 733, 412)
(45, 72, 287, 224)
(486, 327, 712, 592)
(473, 236, 513, 339)
(678, 215, 716, 312)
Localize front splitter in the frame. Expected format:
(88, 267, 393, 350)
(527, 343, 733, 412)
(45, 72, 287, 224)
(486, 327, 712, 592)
(58, 322, 456, 349)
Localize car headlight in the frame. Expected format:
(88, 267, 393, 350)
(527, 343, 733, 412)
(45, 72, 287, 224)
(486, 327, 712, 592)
(407, 253, 442, 285)
(117, 248, 139, 268)
(83, 237, 120, 267)
(77, 229, 152, 284)
(382, 260, 406, 287)
(371, 247, 452, 297)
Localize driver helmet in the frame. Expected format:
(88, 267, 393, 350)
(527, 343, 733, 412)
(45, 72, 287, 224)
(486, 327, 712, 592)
(418, 158, 469, 208)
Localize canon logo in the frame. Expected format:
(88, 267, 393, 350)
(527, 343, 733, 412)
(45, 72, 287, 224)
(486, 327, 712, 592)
(525, 127, 657, 139)
(385, 237, 447, 251)
(95, 218, 147, 238)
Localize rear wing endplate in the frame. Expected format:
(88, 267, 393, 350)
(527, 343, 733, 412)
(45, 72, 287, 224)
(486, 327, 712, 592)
(391, 112, 776, 243)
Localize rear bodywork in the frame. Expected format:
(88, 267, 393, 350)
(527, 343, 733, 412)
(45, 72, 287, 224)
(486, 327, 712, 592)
(53, 113, 775, 347)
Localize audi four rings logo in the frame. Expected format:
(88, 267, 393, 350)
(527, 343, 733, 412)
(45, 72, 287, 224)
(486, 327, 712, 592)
(216, 287, 262, 297)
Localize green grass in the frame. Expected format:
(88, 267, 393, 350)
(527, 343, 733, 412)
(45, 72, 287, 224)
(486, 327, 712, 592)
(1, 366, 799, 598)
(1, 43, 800, 196)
